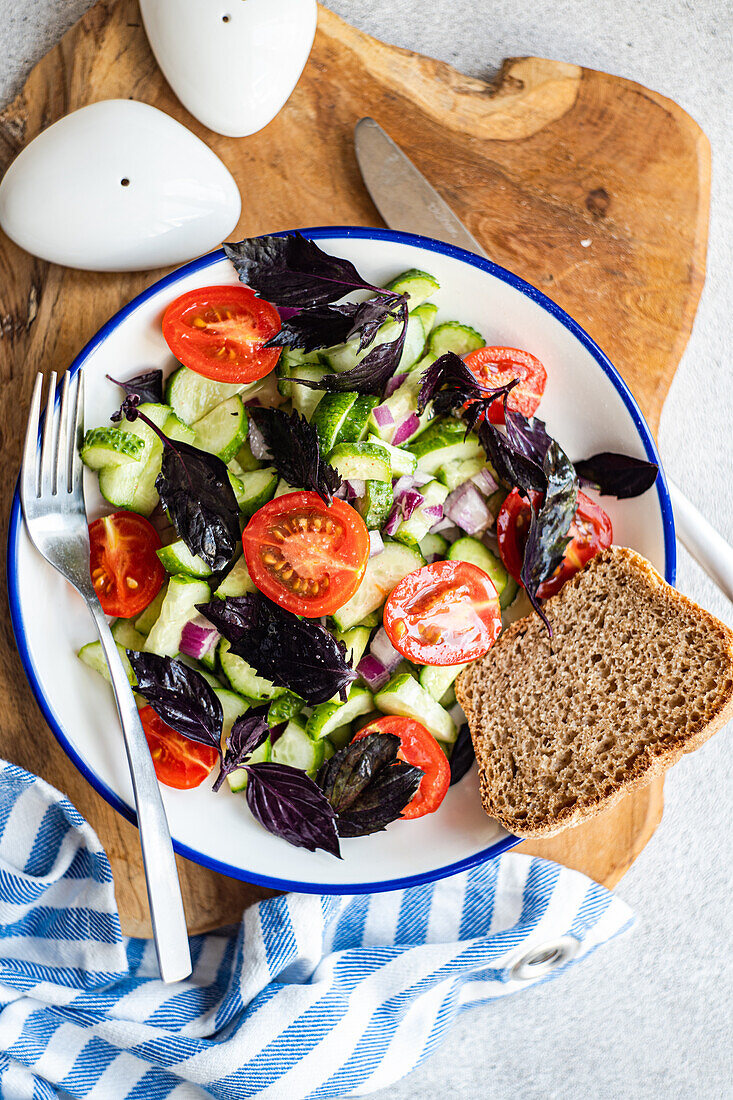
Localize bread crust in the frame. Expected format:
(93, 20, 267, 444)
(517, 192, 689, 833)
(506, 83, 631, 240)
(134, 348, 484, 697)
(455, 546, 733, 838)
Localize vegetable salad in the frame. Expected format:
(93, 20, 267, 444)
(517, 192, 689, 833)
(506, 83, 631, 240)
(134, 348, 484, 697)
(77, 233, 658, 856)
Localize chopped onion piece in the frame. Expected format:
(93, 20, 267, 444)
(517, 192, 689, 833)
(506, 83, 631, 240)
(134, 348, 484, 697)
(345, 478, 366, 499)
(444, 482, 493, 535)
(471, 468, 499, 496)
(370, 626, 403, 672)
(248, 419, 271, 460)
(385, 372, 407, 397)
(384, 504, 403, 537)
(372, 404, 395, 429)
(393, 413, 420, 446)
(369, 530, 385, 557)
(179, 615, 220, 661)
(357, 653, 390, 691)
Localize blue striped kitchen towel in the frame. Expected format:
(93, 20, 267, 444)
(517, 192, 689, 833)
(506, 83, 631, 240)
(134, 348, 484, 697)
(0, 759, 633, 1100)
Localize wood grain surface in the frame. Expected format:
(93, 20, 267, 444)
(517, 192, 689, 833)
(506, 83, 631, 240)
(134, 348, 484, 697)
(0, 0, 710, 934)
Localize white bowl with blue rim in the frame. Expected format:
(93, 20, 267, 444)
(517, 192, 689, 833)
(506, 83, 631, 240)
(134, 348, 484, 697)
(7, 227, 675, 894)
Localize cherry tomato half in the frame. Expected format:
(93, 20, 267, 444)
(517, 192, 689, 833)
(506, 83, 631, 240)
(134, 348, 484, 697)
(497, 487, 613, 599)
(88, 511, 165, 618)
(463, 346, 547, 425)
(383, 559, 502, 666)
(242, 492, 370, 617)
(354, 715, 451, 819)
(162, 285, 281, 384)
(139, 706, 219, 790)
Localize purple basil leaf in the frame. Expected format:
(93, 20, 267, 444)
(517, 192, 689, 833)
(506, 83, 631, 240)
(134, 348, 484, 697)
(265, 302, 358, 353)
(247, 406, 341, 504)
(297, 301, 410, 397)
(477, 418, 548, 497)
(503, 409, 553, 466)
(155, 439, 240, 571)
(245, 762, 341, 856)
(335, 761, 423, 838)
(520, 440, 579, 634)
(574, 451, 659, 499)
(418, 352, 518, 421)
(347, 295, 403, 352)
(449, 724, 476, 786)
(107, 370, 164, 405)
(126, 652, 223, 751)
(197, 594, 358, 705)
(315, 731, 423, 837)
(224, 233, 375, 308)
(316, 732, 401, 813)
(212, 706, 271, 792)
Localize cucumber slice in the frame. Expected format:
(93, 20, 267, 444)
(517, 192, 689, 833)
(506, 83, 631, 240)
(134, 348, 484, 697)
(274, 478, 296, 498)
(271, 718, 325, 775)
(338, 395, 380, 443)
(163, 412, 196, 444)
(323, 311, 426, 375)
(312, 392, 358, 452)
(110, 619, 147, 651)
(384, 268, 440, 306)
(134, 584, 167, 634)
(233, 440, 263, 472)
(393, 480, 449, 546)
(236, 467, 278, 519)
(98, 451, 161, 516)
(193, 396, 247, 462)
(80, 427, 146, 470)
(357, 480, 393, 529)
(419, 662, 467, 701)
(334, 626, 371, 668)
(78, 641, 135, 686)
(327, 723, 354, 749)
(410, 302, 438, 335)
(277, 363, 327, 421)
(374, 672, 457, 742)
(436, 456, 487, 492)
(447, 536, 518, 609)
(214, 556, 256, 599)
(305, 684, 374, 741)
(328, 441, 391, 483)
(156, 540, 212, 579)
(366, 434, 417, 476)
(418, 532, 449, 560)
(428, 321, 485, 358)
(219, 638, 284, 701)
(166, 365, 245, 424)
(227, 736, 272, 792)
(216, 686, 250, 736)
(408, 418, 483, 475)
(144, 575, 211, 657)
(331, 540, 425, 631)
(267, 691, 304, 726)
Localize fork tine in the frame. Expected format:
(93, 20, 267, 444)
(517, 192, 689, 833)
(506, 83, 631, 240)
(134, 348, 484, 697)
(39, 372, 58, 497)
(71, 369, 85, 494)
(56, 372, 71, 494)
(21, 373, 44, 506)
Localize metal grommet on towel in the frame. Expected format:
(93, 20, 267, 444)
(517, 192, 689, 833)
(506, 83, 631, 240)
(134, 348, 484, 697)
(510, 936, 580, 981)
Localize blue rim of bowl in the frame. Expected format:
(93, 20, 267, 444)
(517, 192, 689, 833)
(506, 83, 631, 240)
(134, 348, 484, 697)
(7, 226, 676, 895)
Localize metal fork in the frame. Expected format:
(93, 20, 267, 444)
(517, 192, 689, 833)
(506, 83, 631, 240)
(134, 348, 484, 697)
(20, 369, 192, 984)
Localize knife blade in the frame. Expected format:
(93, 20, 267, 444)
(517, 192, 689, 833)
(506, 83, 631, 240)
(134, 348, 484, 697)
(354, 117, 488, 259)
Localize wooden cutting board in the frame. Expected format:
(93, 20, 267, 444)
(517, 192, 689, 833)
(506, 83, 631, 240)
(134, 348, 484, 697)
(0, 1, 710, 935)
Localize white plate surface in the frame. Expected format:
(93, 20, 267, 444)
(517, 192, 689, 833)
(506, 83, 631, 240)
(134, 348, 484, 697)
(8, 228, 675, 893)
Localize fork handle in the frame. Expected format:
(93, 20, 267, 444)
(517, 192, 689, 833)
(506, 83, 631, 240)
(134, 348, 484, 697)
(668, 480, 733, 604)
(89, 602, 192, 983)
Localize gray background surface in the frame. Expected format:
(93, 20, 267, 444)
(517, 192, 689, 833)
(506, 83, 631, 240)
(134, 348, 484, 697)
(1, 2, 732, 1098)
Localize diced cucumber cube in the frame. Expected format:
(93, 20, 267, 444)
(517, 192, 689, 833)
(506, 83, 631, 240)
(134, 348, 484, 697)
(436, 456, 487, 492)
(135, 585, 167, 634)
(334, 626, 371, 668)
(305, 685, 374, 741)
(419, 663, 467, 701)
(366, 434, 417, 476)
(447, 536, 518, 609)
(312, 392, 359, 452)
(235, 467, 278, 518)
(78, 641, 135, 686)
(219, 638, 284, 701)
(408, 418, 483, 475)
(110, 618, 147, 651)
(327, 441, 391, 483)
(384, 268, 440, 307)
(214, 557, 256, 599)
(357, 480, 393, 530)
(194, 396, 248, 462)
(144, 575, 211, 657)
(80, 427, 146, 469)
(331, 540, 425, 631)
(271, 718, 325, 776)
(374, 672, 457, 742)
(157, 539, 212, 578)
(428, 321, 485, 359)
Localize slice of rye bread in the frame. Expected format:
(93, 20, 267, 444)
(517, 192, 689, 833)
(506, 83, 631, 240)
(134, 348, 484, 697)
(455, 545, 733, 838)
